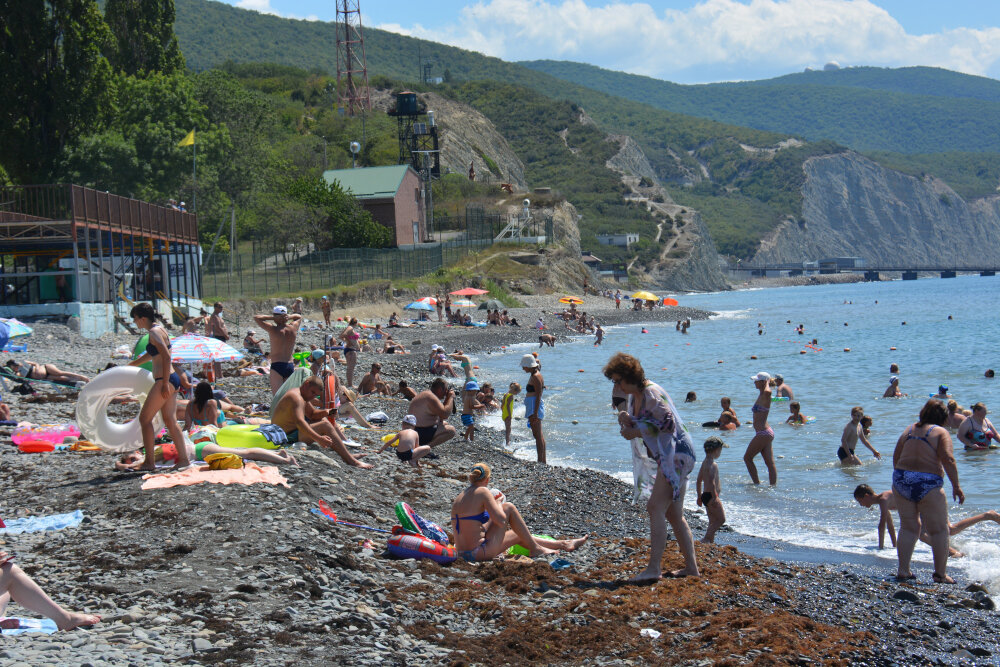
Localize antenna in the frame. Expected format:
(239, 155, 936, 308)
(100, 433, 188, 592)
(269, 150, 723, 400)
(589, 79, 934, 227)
(335, 1, 371, 116)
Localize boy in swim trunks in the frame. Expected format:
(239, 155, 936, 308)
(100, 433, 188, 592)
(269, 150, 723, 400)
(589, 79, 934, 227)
(839, 407, 881, 465)
(377, 415, 432, 467)
(786, 401, 808, 424)
(501, 382, 520, 446)
(462, 380, 484, 442)
(696, 436, 727, 543)
(853, 484, 1000, 557)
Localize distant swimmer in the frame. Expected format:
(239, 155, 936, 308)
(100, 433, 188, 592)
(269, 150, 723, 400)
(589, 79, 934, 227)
(785, 401, 808, 424)
(538, 333, 556, 348)
(853, 484, 999, 556)
(883, 376, 906, 398)
(956, 402, 999, 450)
(594, 324, 604, 346)
(932, 385, 951, 400)
(945, 400, 966, 430)
(986, 369, 995, 378)
(839, 406, 882, 465)
(890, 363, 900, 374)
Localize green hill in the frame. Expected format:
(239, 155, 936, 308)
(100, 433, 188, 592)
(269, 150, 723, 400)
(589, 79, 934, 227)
(520, 60, 1000, 155)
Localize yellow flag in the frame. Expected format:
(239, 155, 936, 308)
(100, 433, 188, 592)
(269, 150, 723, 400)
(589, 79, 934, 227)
(178, 129, 195, 147)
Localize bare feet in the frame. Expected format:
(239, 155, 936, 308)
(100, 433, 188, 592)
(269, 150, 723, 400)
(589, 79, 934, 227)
(895, 572, 916, 581)
(985, 510, 1000, 523)
(350, 460, 373, 469)
(949, 547, 964, 558)
(933, 572, 956, 584)
(529, 545, 558, 558)
(57, 612, 101, 631)
(670, 567, 701, 578)
(134, 464, 157, 472)
(564, 535, 589, 551)
(628, 568, 662, 583)
(278, 451, 299, 466)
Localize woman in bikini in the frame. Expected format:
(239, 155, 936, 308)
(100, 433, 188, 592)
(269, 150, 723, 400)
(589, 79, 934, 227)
(4, 359, 90, 386)
(956, 402, 999, 450)
(128, 302, 190, 471)
(603, 352, 699, 581)
(744, 372, 777, 485)
(184, 381, 227, 430)
(892, 399, 964, 583)
(338, 317, 361, 388)
(450, 463, 587, 562)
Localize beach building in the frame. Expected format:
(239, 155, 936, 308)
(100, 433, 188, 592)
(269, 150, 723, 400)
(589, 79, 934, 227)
(596, 232, 639, 248)
(322, 165, 426, 247)
(0, 185, 201, 338)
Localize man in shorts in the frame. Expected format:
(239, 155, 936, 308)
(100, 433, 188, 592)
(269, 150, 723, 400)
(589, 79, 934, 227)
(271, 376, 371, 468)
(407, 378, 457, 449)
(839, 406, 882, 465)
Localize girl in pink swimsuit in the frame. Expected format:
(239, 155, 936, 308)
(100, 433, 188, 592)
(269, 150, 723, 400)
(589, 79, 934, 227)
(744, 372, 777, 485)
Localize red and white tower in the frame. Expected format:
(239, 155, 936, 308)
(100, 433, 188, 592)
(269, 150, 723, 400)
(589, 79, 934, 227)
(335, 0, 371, 116)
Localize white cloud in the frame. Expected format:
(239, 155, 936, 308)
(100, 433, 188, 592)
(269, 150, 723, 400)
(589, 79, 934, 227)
(375, 0, 1000, 82)
(236, 0, 319, 22)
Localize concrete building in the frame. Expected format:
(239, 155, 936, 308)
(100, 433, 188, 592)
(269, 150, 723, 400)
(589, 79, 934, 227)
(596, 232, 639, 248)
(322, 165, 426, 246)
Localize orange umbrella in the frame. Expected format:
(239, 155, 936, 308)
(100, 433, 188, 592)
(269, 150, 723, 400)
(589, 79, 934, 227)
(559, 296, 584, 305)
(450, 287, 489, 296)
(663, 297, 679, 306)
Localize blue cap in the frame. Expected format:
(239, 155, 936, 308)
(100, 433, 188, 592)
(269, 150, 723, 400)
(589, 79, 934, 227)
(465, 381, 480, 391)
(939, 385, 948, 393)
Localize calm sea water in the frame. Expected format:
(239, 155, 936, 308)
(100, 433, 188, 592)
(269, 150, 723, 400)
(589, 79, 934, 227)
(475, 275, 1000, 586)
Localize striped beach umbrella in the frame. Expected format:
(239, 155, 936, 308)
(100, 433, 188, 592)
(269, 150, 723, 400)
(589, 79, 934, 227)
(0, 318, 33, 338)
(169, 334, 244, 364)
(451, 299, 477, 308)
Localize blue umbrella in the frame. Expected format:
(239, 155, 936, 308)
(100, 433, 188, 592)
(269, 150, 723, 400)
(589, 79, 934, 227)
(404, 301, 434, 311)
(0, 320, 8, 352)
(0, 318, 32, 338)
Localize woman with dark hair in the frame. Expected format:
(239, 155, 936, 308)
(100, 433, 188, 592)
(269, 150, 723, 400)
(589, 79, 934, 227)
(603, 352, 699, 581)
(3, 359, 90, 386)
(184, 381, 225, 430)
(128, 302, 190, 470)
(892, 399, 964, 583)
(450, 463, 587, 562)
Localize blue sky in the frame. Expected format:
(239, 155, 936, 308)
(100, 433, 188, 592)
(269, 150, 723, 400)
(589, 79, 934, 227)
(225, 1, 1000, 83)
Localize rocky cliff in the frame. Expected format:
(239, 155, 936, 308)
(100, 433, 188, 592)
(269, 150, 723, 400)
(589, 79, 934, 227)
(754, 152, 1000, 265)
(605, 135, 729, 291)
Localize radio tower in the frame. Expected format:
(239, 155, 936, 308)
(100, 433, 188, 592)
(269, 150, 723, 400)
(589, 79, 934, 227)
(335, 0, 371, 116)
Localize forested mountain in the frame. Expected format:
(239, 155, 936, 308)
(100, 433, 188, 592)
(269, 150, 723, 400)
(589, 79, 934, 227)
(520, 60, 1000, 155)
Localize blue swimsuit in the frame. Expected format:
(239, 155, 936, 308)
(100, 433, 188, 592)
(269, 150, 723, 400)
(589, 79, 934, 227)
(892, 426, 944, 503)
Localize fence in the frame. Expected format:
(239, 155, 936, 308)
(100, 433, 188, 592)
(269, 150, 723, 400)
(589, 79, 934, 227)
(201, 237, 493, 299)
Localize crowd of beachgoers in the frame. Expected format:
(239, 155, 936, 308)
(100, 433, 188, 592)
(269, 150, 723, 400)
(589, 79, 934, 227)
(0, 289, 998, 665)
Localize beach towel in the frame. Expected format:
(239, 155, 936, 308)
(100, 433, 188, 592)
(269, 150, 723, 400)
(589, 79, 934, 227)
(1, 618, 58, 635)
(141, 461, 289, 490)
(255, 424, 288, 446)
(0, 510, 84, 535)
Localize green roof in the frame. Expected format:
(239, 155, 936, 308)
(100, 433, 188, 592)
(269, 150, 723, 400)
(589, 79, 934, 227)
(322, 165, 411, 200)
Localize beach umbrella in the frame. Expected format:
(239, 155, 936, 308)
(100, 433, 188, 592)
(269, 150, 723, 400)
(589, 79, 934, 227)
(0, 318, 33, 338)
(452, 299, 477, 308)
(169, 334, 244, 364)
(478, 299, 505, 310)
(404, 301, 435, 312)
(559, 296, 584, 305)
(450, 287, 489, 296)
(631, 290, 658, 301)
(417, 296, 437, 305)
(663, 297, 679, 306)
(0, 320, 8, 351)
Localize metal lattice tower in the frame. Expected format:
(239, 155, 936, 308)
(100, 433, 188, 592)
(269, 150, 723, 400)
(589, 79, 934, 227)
(335, 0, 371, 116)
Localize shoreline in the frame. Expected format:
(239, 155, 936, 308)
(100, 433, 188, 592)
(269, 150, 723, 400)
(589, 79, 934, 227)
(1, 299, 997, 665)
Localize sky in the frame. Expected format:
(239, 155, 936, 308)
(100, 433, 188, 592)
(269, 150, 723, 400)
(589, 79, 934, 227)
(224, 0, 1000, 83)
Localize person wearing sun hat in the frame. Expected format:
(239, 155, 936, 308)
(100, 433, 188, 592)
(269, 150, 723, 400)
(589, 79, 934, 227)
(745, 371, 777, 485)
(521, 354, 546, 463)
(254, 304, 303, 394)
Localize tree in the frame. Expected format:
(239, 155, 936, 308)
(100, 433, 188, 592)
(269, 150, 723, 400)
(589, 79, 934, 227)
(0, 0, 114, 183)
(285, 177, 392, 249)
(103, 0, 184, 76)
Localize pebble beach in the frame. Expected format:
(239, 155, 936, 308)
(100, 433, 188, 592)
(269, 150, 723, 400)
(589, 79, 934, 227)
(1, 294, 998, 666)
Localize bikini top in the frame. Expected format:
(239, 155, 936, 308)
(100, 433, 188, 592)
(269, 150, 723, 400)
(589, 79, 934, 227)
(452, 511, 490, 533)
(905, 425, 940, 452)
(191, 399, 225, 426)
(751, 403, 769, 413)
(145, 326, 170, 357)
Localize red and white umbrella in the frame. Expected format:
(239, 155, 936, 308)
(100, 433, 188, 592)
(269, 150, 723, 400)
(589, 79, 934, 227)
(416, 296, 438, 305)
(169, 334, 244, 364)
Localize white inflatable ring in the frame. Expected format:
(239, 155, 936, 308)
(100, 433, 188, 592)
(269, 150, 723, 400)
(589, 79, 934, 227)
(75, 366, 165, 453)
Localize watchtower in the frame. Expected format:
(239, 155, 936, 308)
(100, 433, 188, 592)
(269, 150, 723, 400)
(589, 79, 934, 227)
(387, 91, 440, 177)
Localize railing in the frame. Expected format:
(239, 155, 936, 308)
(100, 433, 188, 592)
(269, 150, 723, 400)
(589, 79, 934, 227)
(0, 184, 198, 244)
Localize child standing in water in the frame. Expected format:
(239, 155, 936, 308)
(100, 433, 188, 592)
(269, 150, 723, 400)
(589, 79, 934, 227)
(501, 382, 520, 447)
(462, 380, 483, 442)
(697, 436, 727, 543)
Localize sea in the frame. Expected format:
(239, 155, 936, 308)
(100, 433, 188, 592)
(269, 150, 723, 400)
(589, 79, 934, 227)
(474, 275, 1000, 588)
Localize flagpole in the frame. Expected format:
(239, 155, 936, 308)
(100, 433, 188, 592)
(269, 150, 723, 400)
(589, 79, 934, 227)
(192, 137, 197, 213)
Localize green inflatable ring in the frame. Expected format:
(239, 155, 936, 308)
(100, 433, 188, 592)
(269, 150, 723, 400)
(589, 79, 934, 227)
(215, 424, 282, 450)
(132, 334, 153, 371)
(508, 534, 553, 557)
